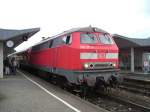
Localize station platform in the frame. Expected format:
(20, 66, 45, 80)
(0, 70, 109, 112)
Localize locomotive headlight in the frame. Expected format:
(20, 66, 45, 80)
(84, 63, 89, 69)
(113, 63, 116, 67)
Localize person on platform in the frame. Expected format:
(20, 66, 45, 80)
(11, 57, 17, 75)
(143, 60, 149, 73)
(3, 57, 10, 75)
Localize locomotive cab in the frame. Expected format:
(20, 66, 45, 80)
(72, 31, 120, 87)
(79, 32, 119, 70)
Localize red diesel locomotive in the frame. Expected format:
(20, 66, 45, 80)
(20, 26, 120, 88)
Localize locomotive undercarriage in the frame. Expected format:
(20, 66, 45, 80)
(20, 63, 121, 95)
(75, 69, 120, 88)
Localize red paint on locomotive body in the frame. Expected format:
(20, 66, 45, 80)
(28, 31, 119, 71)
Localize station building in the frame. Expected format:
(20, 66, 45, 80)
(0, 28, 40, 78)
(113, 34, 150, 73)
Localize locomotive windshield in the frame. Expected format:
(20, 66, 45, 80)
(98, 34, 114, 44)
(80, 33, 97, 44)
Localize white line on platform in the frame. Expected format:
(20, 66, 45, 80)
(18, 70, 81, 112)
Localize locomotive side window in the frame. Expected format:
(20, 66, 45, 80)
(40, 41, 49, 49)
(62, 35, 72, 45)
(32, 41, 49, 52)
(80, 33, 97, 44)
(49, 40, 53, 48)
(32, 45, 40, 51)
(51, 37, 62, 47)
(51, 38, 57, 47)
(98, 34, 114, 44)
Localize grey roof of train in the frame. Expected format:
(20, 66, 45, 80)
(113, 34, 150, 48)
(0, 28, 40, 41)
(33, 26, 109, 46)
(63, 27, 108, 34)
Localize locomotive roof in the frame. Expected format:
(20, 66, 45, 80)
(62, 26, 108, 34)
(32, 26, 109, 47)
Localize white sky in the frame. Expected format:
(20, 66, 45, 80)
(0, 0, 149, 51)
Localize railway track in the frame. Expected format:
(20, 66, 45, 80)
(120, 77, 150, 96)
(112, 96, 150, 112)
(106, 89, 150, 112)
(83, 87, 150, 112)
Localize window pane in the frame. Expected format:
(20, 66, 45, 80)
(62, 35, 72, 45)
(99, 34, 114, 44)
(81, 33, 97, 44)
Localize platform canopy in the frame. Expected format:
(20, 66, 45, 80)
(113, 34, 150, 73)
(0, 27, 40, 56)
(0, 27, 40, 78)
(0, 27, 40, 46)
(113, 34, 150, 48)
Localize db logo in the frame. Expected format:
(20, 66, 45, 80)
(99, 53, 106, 58)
